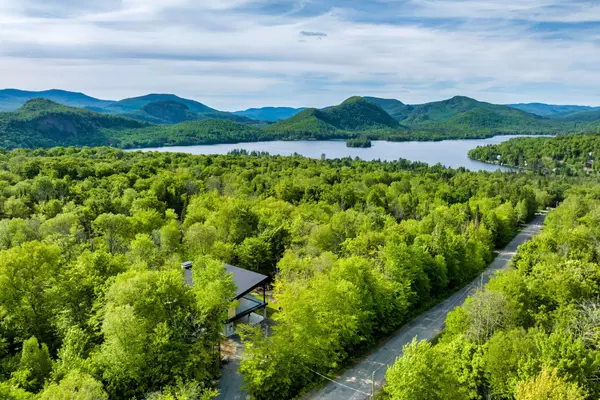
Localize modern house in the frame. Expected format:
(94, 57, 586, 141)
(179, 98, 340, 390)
(182, 261, 269, 337)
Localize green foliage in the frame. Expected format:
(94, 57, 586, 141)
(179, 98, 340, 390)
(385, 185, 600, 399)
(114, 119, 272, 148)
(469, 133, 600, 175)
(346, 136, 372, 148)
(514, 368, 586, 400)
(0, 146, 578, 399)
(95, 268, 228, 399)
(384, 339, 468, 400)
(38, 370, 108, 400)
(11, 337, 52, 392)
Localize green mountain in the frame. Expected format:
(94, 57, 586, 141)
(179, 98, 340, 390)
(404, 96, 526, 123)
(3, 94, 599, 151)
(364, 95, 572, 135)
(102, 94, 255, 124)
(268, 97, 400, 133)
(0, 89, 114, 111)
(551, 108, 600, 122)
(0, 99, 147, 149)
(101, 94, 215, 114)
(119, 100, 204, 124)
(233, 107, 306, 121)
(508, 102, 598, 117)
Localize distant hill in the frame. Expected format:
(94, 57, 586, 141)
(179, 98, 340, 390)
(3, 92, 600, 150)
(0, 99, 147, 149)
(118, 100, 201, 124)
(363, 95, 570, 135)
(233, 107, 306, 121)
(551, 109, 600, 122)
(101, 94, 216, 114)
(508, 103, 599, 117)
(268, 97, 400, 133)
(367, 95, 537, 123)
(0, 89, 114, 111)
(101, 94, 256, 124)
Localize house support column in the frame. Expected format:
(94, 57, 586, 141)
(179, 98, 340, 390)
(263, 283, 267, 319)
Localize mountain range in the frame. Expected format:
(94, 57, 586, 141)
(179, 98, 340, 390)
(508, 103, 600, 118)
(1, 89, 599, 150)
(233, 107, 306, 121)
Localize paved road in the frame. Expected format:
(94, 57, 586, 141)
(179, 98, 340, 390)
(305, 213, 547, 400)
(217, 337, 245, 400)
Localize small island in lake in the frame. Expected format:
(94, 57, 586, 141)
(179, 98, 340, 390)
(346, 136, 372, 148)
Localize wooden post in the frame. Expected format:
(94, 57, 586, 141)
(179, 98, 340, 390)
(263, 283, 267, 319)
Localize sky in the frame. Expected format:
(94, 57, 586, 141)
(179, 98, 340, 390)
(1, 0, 600, 110)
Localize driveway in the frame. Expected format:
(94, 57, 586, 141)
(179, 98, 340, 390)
(305, 213, 547, 400)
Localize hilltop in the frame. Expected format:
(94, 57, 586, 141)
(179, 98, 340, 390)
(268, 97, 401, 133)
(0, 89, 114, 111)
(365, 95, 567, 135)
(101, 93, 216, 114)
(551, 108, 600, 122)
(508, 102, 599, 117)
(0, 99, 147, 149)
(2, 92, 600, 150)
(0, 91, 257, 125)
(117, 100, 254, 125)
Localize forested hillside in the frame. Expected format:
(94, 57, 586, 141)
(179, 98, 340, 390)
(113, 119, 277, 148)
(0, 89, 114, 111)
(383, 186, 600, 399)
(267, 96, 401, 133)
(2, 95, 600, 150)
(0, 147, 569, 399)
(369, 96, 570, 136)
(508, 103, 599, 117)
(0, 99, 148, 149)
(469, 133, 600, 174)
(102, 94, 255, 124)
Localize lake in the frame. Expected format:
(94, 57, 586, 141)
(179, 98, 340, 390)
(130, 135, 527, 172)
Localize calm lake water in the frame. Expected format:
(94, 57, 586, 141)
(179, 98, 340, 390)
(131, 135, 527, 172)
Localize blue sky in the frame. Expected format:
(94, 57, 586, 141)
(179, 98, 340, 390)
(1, 0, 600, 110)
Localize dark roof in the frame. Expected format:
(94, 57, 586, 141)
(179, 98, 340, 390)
(225, 264, 269, 299)
(182, 262, 268, 300)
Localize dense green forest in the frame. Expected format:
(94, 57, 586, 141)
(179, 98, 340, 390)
(2, 95, 600, 150)
(469, 133, 600, 175)
(383, 185, 600, 399)
(0, 146, 572, 399)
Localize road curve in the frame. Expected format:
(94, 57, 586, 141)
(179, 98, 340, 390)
(305, 213, 547, 400)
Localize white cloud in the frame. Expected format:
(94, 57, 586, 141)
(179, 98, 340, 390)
(0, 0, 599, 109)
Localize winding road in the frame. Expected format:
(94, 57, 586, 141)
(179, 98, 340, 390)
(305, 213, 547, 400)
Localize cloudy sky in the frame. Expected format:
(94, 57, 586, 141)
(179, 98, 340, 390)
(1, 0, 600, 110)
